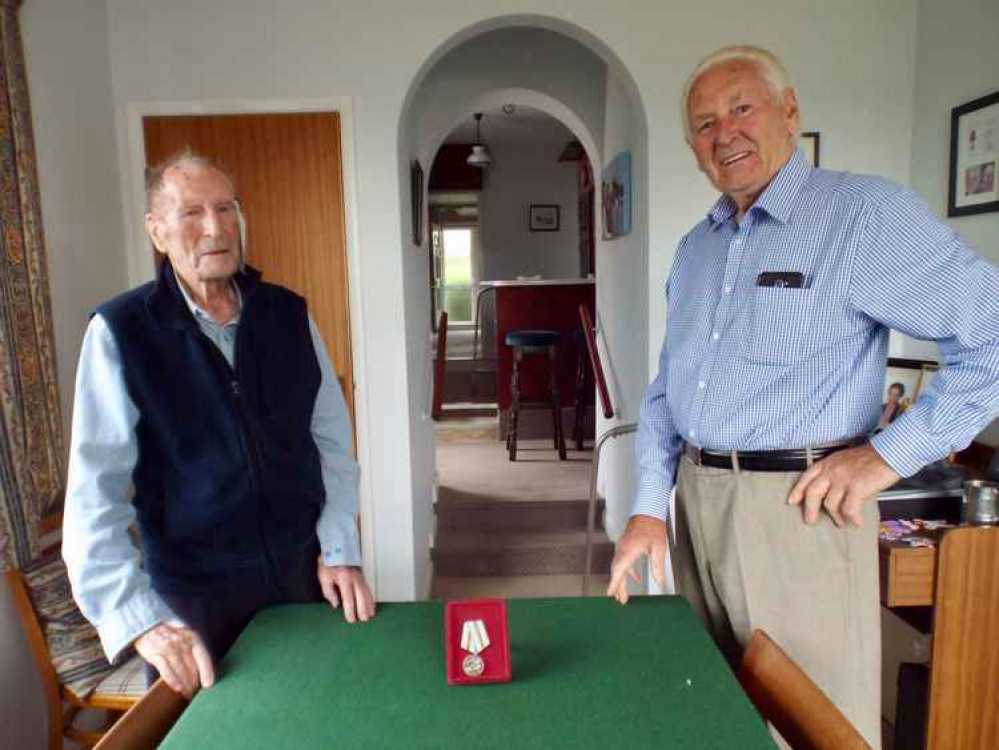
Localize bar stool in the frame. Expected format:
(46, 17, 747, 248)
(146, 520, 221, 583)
(505, 329, 567, 461)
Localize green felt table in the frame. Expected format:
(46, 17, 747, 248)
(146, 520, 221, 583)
(159, 596, 775, 749)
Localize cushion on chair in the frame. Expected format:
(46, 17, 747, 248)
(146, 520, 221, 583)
(21, 552, 129, 700)
(504, 330, 561, 347)
(93, 654, 147, 699)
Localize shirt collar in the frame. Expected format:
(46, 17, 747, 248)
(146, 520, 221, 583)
(176, 277, 242, 326)
(707, 148, 813, 229)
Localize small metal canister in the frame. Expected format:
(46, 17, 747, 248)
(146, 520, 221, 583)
(962, 480, 999, 526)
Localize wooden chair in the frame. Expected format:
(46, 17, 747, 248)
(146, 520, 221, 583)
(925, 526, 999, 749)
(738, 629, 871, 750)
(5, 568, 145, 749)
(93, 679, 189, 750)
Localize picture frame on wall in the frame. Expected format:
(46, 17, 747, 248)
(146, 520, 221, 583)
(800, 131, 820, 167)
(529, 204, 560, 232)
(875, 357, 938, 433)
(948, 90, 999, 217)
(410, 159, 424, 245)
(601, 151, 632, 239)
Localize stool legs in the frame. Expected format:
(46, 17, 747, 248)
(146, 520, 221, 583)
(508, 346, 522, 461)
(506, 344, 566, 461)
(548, 346, 567, 460)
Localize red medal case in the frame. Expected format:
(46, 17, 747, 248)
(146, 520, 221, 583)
(445, 598, 512, 685)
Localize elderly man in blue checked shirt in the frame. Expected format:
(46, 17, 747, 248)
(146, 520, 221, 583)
(63, 152, 375, 700)
(608, 45, 999, 746)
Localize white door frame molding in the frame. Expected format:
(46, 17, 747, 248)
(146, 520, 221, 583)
(119, 97, 379, 596)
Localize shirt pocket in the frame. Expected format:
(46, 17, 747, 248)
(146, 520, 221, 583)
(742, 287, 815, 365)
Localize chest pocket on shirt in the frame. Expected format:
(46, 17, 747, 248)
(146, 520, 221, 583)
(742, 287, 816, 365)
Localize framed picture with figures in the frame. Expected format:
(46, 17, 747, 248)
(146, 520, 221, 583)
(948, 90, 999, 217)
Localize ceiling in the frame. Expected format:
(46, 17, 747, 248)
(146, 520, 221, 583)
(442, 104, 576, 147)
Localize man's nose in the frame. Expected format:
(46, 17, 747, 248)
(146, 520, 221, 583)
(715, 114, 739, 144)
(201, 209, 223, 237)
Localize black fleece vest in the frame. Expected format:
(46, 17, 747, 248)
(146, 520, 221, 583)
(96, 262, 324, 594)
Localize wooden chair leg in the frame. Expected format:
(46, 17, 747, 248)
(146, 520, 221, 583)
(573, 343, 586, 450)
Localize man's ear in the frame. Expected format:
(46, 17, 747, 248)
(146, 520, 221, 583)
(145, 212, 167, 255)
(782, 87, 801, 137)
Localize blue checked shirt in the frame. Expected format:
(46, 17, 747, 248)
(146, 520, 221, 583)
(633, 150, 999, 522)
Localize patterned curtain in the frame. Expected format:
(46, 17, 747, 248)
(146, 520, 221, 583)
(0, 0, 65, 571)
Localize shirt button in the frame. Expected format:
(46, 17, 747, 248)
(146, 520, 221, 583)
(688, 429, 695, 438)
(713, 332, 720, 340)
(724, 285, 732, 294)
(698, 381, 706, 389)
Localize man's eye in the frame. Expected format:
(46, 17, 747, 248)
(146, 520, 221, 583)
(217, 205, 233, 214)
(735, 104, 753, 116)
(696, 120, 714, 134)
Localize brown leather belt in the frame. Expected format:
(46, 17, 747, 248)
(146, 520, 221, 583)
(682, 439, 862, 472)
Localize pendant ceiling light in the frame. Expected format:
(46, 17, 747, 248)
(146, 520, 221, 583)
(466, 113, 492, 169)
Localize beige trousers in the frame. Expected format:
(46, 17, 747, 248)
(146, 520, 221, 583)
(673, 455, 881, 748)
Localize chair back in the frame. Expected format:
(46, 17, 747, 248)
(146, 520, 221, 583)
(93, 679, 188, 750)
(925, 526, 999, 749)
(738, 629, 871, 750)
(4, 568, 65, 748)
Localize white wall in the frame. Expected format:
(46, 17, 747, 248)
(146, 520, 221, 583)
(479, 140, 580, 281)
(909, 0, 999, 444)
(596, 71, 649, 542)
(3, 4, 125, 747)
(910, 0, 998, 263)
(412, 26, 608, 164)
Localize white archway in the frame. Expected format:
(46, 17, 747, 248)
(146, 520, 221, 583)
(396, 16, 651, 599)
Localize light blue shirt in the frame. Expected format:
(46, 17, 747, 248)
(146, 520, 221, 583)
(634, 150, 999, 522)
(63, 280, 361, 660)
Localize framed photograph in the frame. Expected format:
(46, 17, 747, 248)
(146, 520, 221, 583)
(948, 90, 999, 217)
(529, 204, 560, 232)
(800, 131, 820, 167)
(601, 151, 632, 239)
(410, 160, 424, 245)
(876, 357, 938, 431)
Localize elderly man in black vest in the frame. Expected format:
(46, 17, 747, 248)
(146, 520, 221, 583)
(63, 152, 375, 698)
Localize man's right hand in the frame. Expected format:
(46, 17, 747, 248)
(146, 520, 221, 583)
(606, 515, 669, 605)
(134, 622, 215, 699)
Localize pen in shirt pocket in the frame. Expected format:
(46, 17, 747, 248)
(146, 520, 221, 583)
(756, 271, 811, 289)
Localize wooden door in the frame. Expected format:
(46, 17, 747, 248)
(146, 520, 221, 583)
(142, 112, 355, 419)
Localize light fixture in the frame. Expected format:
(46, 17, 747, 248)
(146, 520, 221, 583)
(557, 139, 584, 162)
(466, 113, 492, 169)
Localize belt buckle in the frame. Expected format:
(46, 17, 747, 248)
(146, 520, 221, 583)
(687, 443, 704, 466)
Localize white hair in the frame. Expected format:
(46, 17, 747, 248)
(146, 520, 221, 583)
(680, 45, 793, 142)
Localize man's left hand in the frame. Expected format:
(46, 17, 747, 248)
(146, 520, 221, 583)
(317, 559, 376, 623)
(787, 444, 900, 527)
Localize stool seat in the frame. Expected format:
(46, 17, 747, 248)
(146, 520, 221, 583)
(505, 329, 561, 348)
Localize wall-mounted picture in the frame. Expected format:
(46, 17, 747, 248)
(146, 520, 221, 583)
(529, 204, 560, 232)
(801, 131, 820, 167)
(948, 90, 999, 217)
(601, 151, 632, 239)
(411, 159, 424, 245)
(876, 358, 938, 432)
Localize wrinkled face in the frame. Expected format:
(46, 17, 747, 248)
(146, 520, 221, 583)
(687, 61, 799, 214)
(145, 163, 241, 290)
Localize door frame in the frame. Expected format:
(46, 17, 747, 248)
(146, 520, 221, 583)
(121, 97, 379, 595)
